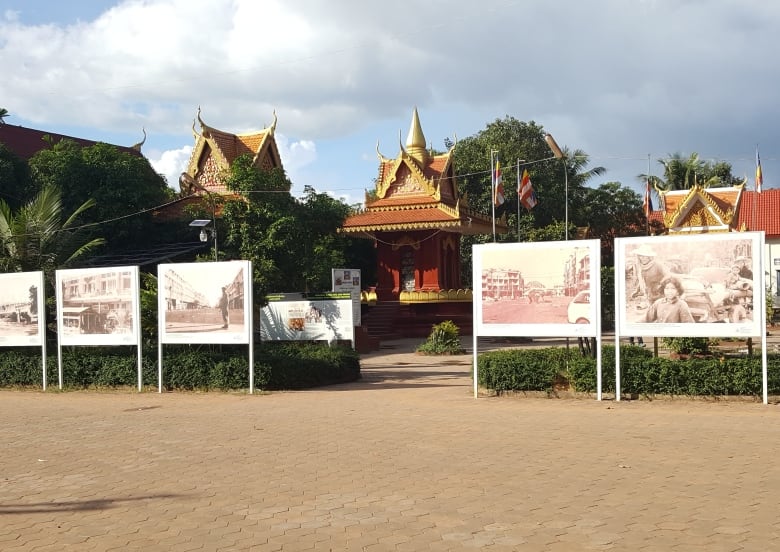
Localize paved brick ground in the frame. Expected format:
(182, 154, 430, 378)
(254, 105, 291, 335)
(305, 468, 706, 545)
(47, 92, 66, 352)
(2, 341, 780, 551)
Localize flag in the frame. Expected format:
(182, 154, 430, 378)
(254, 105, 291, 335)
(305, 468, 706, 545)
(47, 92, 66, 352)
(756, 148, 763, 193)
(493, 159, 505, 206)
(643, 179, 653, 219)
(518, 168, 537, 210)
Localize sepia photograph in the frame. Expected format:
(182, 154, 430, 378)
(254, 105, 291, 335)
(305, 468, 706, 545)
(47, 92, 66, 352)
(56, 267, 139, 346)
(0, 271, 45, 347)
(158, 260, 251, 344)
(473, 240, 601, 337)
(616, 232, 763, 338)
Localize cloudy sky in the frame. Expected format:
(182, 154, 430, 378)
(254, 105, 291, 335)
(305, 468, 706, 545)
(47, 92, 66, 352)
(1, 0, 777, 207)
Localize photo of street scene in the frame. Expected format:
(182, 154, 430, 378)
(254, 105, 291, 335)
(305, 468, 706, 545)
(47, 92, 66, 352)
(617, 233, 762, 337)
(473, 240, 600, 337)
(159, 261, 250, 344)
(0, 271, 44, 347)
(56, 267, 139, 346)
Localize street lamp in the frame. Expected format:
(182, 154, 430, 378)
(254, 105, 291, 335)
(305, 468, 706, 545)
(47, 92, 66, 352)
(189, 219, 218, 261)
(544, 133, 567, 241)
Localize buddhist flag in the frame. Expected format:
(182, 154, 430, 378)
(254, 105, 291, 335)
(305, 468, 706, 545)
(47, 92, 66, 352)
(518, 168, 537, 210)
(493, 159, 505, 206)
(756, 148, 763, 193)
(643, 179, 653, 219)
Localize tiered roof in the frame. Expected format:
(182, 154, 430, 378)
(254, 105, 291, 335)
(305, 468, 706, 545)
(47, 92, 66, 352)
(341, 108, 500, 237)
(179, 108, 284, 196)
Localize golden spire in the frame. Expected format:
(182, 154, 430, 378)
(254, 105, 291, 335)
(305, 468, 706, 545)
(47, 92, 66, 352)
(405, 107, 428, 165)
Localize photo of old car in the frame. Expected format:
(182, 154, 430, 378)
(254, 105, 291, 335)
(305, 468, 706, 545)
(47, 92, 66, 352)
(567, 290, 590, 324)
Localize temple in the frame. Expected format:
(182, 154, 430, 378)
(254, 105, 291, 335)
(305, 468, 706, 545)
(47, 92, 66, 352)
(340, 108, 503, 338)
(342, 108, 500, 302)
(178, 108, 284, 196)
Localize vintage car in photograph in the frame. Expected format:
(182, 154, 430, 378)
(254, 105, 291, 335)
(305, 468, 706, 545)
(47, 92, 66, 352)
(678, 266, 752, 323)
(567, 290, 590, 324)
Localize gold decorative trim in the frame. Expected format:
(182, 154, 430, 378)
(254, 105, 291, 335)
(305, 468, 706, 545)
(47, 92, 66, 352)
(399, 289, 473, 303)
(391, 235, 422, 250)
(663, 185, 734, 228)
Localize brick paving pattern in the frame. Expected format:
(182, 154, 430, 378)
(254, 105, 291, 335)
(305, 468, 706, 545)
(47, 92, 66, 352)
(2, 341, 780, 551)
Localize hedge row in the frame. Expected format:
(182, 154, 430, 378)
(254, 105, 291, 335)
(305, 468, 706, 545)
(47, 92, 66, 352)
(478, 345, 780, 399)
(0, 343, 360, 391)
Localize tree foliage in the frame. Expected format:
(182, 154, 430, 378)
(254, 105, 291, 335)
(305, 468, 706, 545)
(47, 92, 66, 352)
(28, 140, 174, 251)
(0, 143, 33, 210)
(218, 155, 374, 300)
(642, 152, 742, 193)
(0, 185, 105, 276)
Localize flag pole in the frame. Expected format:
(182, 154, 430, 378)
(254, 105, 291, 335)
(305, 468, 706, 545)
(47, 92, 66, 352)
(646, 153, 651, 236)
(490, 150, 496, 242)
(516, 159, 521, 241)
(752, 145, 760, 231)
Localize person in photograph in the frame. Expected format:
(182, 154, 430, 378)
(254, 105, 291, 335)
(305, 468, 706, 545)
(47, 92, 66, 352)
(725, 262, 752, 293)
(631, 244, 670, 306)
(725, 295, 748, 323)
(736, 256, 753, 280)
(219, 286, 230, 329)
(645, 277, 695, 323)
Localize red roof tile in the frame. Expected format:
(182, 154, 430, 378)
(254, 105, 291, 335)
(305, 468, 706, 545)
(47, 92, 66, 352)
(737, 189, 780, 237)
(0, 124, 142, 160)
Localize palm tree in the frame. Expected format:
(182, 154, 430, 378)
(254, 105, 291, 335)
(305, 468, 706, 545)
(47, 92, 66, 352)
(0, 108, 9, 124)
(0, 185, 105, 274)
(640, 152, 727, 192)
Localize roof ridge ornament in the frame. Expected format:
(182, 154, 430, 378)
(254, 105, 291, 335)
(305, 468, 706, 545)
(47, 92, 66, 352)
(131, 127, 146, 152)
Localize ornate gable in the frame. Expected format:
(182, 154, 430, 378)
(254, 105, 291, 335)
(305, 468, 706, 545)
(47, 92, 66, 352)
(342, 107, 503, 237)
(181, 109, 285, 196)
(662, 184, 741, 233)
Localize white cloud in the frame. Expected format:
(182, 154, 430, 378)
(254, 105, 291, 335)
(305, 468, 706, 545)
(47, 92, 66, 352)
(1, 0, 779, 198)
(148, 145, 192, 191)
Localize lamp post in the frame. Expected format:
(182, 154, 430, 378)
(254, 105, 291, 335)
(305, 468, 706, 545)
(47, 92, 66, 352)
(544, 133, 567, 241)
(189, 219, 218, 261)
(180, 172, 218, 261)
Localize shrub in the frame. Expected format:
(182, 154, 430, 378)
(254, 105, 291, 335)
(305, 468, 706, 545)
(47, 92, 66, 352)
(417, 320, 465, 355)
(0, 342, 360, 391)
(661, 337, 711, 354)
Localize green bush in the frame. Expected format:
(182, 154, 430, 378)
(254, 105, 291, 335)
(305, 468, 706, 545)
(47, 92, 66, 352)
(0, 342, 360, 391)
(480, 344, 780, 400)
(417, 320, 465, 355)
(661, 337, 711, 354)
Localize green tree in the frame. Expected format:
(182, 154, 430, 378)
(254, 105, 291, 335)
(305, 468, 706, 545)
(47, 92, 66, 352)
(0, 108, 8, 124)
(582, 182, 649, 266)
(452, 116, 605, 239)
(218, 156, 364, 301)
(0, 143, 34, 210)
(642, 152, 741, 193)
(28, 140, 174, 251)
(0, 185, 105, 275)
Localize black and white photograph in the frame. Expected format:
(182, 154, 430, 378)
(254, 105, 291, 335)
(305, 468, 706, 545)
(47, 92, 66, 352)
(158, 261, 251, 344)
(0, 271, 44, 347)
(616, 233, 763, 338)
(473, 240, 601, 337)
(55, 267, 139, 346)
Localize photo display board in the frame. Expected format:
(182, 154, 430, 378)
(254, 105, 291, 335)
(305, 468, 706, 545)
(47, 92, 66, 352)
(473, 240, 601, 337)
(260, 292, 354, 344)
(331, 268, 361, 326)
(56, 266, 140, 346)
(158, 260, 251, 344)
(0, 271, 45, 347)
(615, 232, 764, 338)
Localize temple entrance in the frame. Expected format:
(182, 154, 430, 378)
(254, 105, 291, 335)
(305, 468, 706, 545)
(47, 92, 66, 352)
(400, 248, 416, 291)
